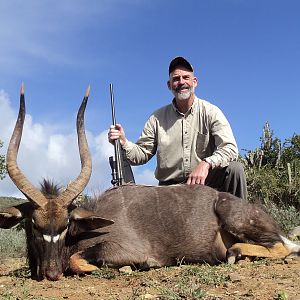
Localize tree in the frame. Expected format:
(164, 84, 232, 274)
(0, 139, 7, 180)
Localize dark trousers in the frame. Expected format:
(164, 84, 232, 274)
(159, 161, 248, 200)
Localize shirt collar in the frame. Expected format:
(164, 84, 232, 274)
(171, 95, 198, 116)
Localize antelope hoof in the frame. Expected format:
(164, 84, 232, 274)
(226, 247, 241, 264)
(227, 255, 236, 265)
(70, 252, 98, 274)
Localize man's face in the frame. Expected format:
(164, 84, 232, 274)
(168, 67, 198, 101)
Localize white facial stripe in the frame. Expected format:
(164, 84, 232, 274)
(43, 234, 61, 243)
(43, 234, 52, 243)
(53, 235, 60, 243)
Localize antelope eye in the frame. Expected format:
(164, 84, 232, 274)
(31, 218, 39, 230)
(31, 219, 44, 237)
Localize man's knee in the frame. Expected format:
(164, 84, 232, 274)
(225, 161, 248, 200)
(226, 161, 245, 178)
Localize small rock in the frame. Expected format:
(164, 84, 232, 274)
(143, 293, 157, 299)
(229, 274, 245, 282)
(119, 266, 133, 275)
(237, 257, 252, 266)
(0, 277, 13, 285)
(288, 226, 300, 240)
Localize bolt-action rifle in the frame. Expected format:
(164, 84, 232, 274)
(109, 84, 135, 186)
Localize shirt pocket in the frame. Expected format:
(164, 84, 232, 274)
(196, 133, 210, 158)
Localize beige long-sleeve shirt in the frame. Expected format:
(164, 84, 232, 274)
(122, 96, 238, 182)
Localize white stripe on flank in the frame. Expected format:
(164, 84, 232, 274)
(280, 235, 300, 252)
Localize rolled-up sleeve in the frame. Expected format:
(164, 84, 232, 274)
(122, 115, 157, 165)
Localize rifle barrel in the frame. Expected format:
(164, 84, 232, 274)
(110, 84, 117, 126)
(109, 83, 123, 186)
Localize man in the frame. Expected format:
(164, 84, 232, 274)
(108, 57, 247, 200)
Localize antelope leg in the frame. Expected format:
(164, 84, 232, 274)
(226, 242, 290, 264)
(69, 251, 98, 273)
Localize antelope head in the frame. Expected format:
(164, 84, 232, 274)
(0, 84, 113, 280)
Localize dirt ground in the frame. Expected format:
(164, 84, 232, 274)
(0, 256, 299, 300)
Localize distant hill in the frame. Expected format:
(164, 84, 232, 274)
(0, 197, 28, 208)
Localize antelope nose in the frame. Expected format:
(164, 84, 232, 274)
(46, 269, 63, 281)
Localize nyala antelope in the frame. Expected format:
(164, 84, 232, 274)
(0, 84, 299, 281)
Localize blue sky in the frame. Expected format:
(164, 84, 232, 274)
(0, 0, 299, 197)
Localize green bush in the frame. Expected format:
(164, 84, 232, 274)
(0, 228, 26, 258)
(0, 198, 28, 258)
(241, 122, 300, 232)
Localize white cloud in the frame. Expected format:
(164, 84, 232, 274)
(0, 89, 156, 198)
(0, 90, 16, 141)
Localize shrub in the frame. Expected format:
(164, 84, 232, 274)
(241, 122, 300, 231)
(0, 228, 26, 258)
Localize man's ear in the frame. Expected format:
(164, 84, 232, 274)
(0, 202, 32, 229)
(167, 80, 171, 90)
(70, 207, 114, 232)
(193, 76, 198, 88)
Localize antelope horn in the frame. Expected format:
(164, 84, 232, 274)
(7, 83, 48, 207)
(57, 86, 92, 207)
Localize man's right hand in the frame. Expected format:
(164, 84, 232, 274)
(186, 160, 211, 185)
(108, 124, 126, 146)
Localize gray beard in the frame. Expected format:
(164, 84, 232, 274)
(172, 86, 194, 101)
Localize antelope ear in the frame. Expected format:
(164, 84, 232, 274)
(70, 207, 114, 231)
(0, 202, 32, 228)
